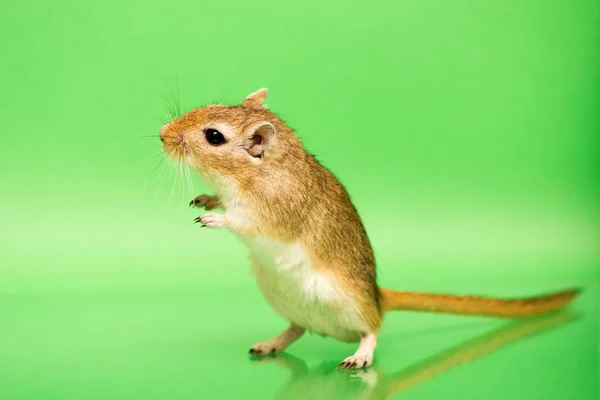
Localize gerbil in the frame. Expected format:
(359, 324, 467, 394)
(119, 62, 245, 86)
(159, 88, 580, 370)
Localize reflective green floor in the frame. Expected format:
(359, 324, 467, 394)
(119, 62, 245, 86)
(1, 280, 596, 399)
(2, 0, 598, 398)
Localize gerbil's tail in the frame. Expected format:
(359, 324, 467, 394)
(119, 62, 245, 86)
(379, 287, 581, 318)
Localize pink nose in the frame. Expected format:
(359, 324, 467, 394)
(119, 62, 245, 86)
(159, 123, 172, 141)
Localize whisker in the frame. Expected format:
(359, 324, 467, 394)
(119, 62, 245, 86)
(174, 74, 182, 118)
(150, 153, 167, 178)
(107, 132, 160, 163)
(184, 160, 195, 199)
(168, 92, 180, 119)
(105, 136, 141, 150)
(185, 152, 195, 197)
(167, 158, 178, 203)
(141, 153, 167, 191)
(154, 155, 170, 197)
(153, 89, 178, 121)
(133, 150, 165, 172)
(179, 156, 185, 206)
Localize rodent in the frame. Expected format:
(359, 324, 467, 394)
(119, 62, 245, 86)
(158, 88, 580, 370)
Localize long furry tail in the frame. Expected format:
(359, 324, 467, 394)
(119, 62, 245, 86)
(380, 287, 581, 318)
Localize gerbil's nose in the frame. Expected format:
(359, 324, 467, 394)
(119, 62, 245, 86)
(159, 124, 170, 142)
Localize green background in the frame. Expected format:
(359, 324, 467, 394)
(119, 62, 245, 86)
(1, 0, 598, 398)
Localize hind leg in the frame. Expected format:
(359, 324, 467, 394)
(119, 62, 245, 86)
(249, 324, 305, 356)
(339, 333, 377, 370)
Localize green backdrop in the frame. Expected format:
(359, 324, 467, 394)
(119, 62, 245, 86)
(1, 0, 598, 399)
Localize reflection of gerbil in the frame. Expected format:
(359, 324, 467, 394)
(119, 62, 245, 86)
(159, 88, 581, 369)
(256, 311, 575, 399)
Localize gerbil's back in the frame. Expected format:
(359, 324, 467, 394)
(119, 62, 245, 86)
(249, 145, 375, 267)
(304, 153, 380, 313)
(302, 154, 374, 265)
(268, 150, 379, 302)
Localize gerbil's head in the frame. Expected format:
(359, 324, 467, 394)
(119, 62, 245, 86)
(159, 88, 299, 187)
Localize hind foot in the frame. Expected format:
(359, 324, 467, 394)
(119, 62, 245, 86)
(339, 354, 373, 370)
(249, 324, 305, 356)
(338, 332, 377, 370)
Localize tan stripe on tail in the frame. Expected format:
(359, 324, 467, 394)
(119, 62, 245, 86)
(380, 288, 581, 318)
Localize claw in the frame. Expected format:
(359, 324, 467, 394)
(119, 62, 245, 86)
(189, 200, 195, 208)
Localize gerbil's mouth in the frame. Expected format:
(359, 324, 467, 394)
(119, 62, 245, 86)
(159, 123, 195, 166)
(160, 134, 189, 162)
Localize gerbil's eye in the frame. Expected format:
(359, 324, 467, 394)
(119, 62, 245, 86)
(204, 128, 226, 146)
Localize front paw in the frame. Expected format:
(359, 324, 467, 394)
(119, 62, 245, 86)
(189, 194, 220, 210)
(194, 212, 228, 228)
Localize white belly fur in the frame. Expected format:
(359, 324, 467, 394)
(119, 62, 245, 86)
(242, 235, 367, 342)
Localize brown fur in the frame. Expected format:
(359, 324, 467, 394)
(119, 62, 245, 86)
(380, 288, 581, 318)
(161, 93, 382, 332)
(160, 89, 580, 338)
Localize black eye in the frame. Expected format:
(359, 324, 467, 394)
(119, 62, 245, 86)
(204, 128, 226, 146)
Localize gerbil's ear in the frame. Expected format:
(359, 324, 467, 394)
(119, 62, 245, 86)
(241, 88, 268, 109)
(244, 121, 275, 158)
